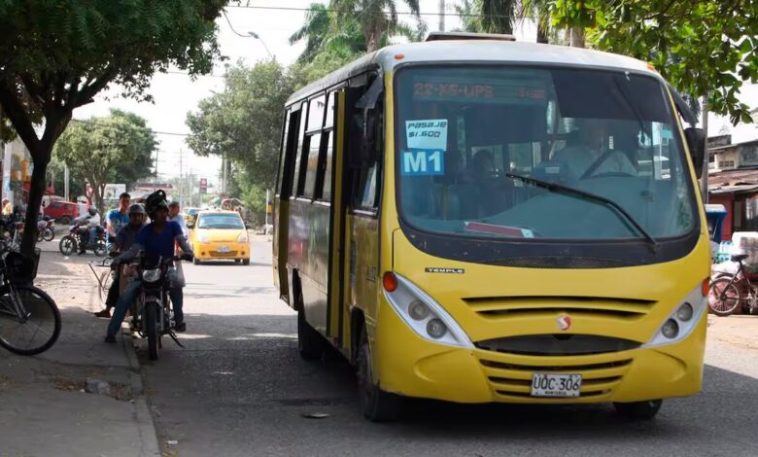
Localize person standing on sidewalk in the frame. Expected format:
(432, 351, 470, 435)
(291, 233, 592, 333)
(105, 191, 193, 342)
(168, 201, 188, 238)
(106, 193, 131, 244)
(94, 204, 146, 318)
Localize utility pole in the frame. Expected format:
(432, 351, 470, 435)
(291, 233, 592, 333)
(179, 148, 184, 207)
(221, 152, 227, 195)
(64, 164, 70, 201)
(438, 0, 445, 32)
(700, 95, 709, 203)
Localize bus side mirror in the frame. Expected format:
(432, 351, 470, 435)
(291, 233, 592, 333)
(684, 127, 706, 177)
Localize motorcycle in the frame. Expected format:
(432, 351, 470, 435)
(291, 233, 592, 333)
(58, 223, 107, 256)
(128, 253, 191, 360)
(36, 216, 55, 242)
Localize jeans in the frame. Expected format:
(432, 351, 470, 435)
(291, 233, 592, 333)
(89, 227, 98, 245)
(104, 274, 120, 309)
(106, 278, 184, 337)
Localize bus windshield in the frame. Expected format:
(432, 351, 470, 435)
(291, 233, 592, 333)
(394, 66, 697, 241)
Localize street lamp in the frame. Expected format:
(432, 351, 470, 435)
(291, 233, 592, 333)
(247, 31, 273, 60)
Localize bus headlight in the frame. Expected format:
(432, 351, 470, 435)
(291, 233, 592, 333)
(408, 300, 430, 321)
(676, 302, 694, 321)
(382, 272, 472, 348)
(661, 319, 679, 339)
(644, 282, 707, 347)
(426, 319, 447, 339)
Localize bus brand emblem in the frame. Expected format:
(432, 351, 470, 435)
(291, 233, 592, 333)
(557, 314, 572, 331)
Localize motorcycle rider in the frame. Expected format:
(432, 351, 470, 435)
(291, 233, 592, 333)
(105, 191, 193, 343)
(105, 193, 131, 244)
(76, 207, 101, 255)
(94, 203, 146, 318)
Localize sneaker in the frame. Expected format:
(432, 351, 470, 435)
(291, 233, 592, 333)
(94, 309, 111, 318)
(104, 334, 116, 344)
(174, 322, 186, 333)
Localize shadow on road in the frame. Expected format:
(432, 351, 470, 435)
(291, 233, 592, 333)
(137, 310, 758, 445)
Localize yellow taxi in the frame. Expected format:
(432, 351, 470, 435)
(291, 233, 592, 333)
(189, 210, 250, 265)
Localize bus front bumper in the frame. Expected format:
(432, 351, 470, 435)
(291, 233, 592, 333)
(374, 301, 706, 404)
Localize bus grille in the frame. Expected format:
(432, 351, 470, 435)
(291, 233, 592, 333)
(475, 334, 641, 356)
(478, 356, 633, 400)
(463, 295, 656, 320)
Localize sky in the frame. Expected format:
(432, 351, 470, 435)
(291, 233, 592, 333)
(72, 0, 757, 188)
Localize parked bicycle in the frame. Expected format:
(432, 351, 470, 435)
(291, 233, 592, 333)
(89, 257, 113, 303)
(708, 254, 758, 316)
(0, 241, 61, 355)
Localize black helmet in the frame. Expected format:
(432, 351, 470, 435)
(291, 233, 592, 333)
(128, 203, 146, 215)
(87, 207, 97, 216)
(144, 190, 168, 216)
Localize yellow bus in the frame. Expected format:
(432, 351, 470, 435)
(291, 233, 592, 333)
(273, 34, 710, 421)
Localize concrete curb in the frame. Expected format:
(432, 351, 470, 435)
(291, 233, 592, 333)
(120, 327, 162, 457)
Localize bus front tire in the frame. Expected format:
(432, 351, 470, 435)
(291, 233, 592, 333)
(357, 328, 400, 422)
(614, 400, 662, 420)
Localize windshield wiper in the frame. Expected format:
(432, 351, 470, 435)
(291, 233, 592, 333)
(504, 172, 657, 252)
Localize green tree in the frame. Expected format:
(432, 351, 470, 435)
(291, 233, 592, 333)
(186, 61, 294, 203)
(551, 0, 758, 124)
(332, 0, 421, 52)
(55, 110, 156, 212)
(289, 4, 334, 64)
(455, 0, 519, 35)
(0, 0, 227, 256)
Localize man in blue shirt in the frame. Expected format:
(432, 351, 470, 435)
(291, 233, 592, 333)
(105, 191, 193, 343)
(95, 203, 146, 318)
(106, 193, 131, 244)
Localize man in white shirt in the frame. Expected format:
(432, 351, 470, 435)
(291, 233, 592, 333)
(168, 201, 189, 238)
(552, 118, 637, 180)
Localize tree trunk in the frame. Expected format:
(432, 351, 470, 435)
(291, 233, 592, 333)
(536, 24, 549, 43)
(569, 27, 585, 48)
(20, 145, 50, 257)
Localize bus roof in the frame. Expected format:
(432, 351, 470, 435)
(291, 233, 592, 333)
(286, 40, 653, 106)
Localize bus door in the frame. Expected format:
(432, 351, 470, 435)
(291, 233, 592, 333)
(340, 75, 384, 358)
(273, 105, 302, 303)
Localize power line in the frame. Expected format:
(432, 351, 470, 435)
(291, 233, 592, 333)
(222, 10, 251, 38)
(164, 70, 226, 79)
(225, 4, 491, 19)
(71, 118, 190, 137)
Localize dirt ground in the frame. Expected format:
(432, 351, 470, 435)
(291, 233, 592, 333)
(707, 313, 758, 351)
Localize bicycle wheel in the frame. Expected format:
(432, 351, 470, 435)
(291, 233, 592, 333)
(0, 285, 61, 355)
(708, 277, 741, 316)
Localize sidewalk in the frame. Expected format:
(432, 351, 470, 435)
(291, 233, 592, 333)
(0, 246, 160, 457)
(708, 313, 758, 351)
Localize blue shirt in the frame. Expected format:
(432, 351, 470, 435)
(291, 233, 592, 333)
(169, 215, 189, 238)
(106, 209, 130, 240)
(135, 221, 183, 263)
(115, 223, 144, 251)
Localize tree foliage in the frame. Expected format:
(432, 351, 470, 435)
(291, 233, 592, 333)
(0, 0, 227, 255)
(551, 0, 758, 125)
(332, 0, 421, 52)
(186, 61, 294, 196)
(455, 0, 520, 35)
(55, 110, 156, 212)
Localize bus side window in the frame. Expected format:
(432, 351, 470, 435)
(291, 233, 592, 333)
(278, 107, 302, 199)
(302, 94, 326, 198)
(316, 90, 338, 202)
(292, 101, 308, 197)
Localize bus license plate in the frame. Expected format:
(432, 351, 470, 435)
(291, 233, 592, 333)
(531, 373, 582, 397)
(218, 245, 230, 253)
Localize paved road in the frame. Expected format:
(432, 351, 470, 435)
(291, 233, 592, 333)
(138, 238, 758, 457)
